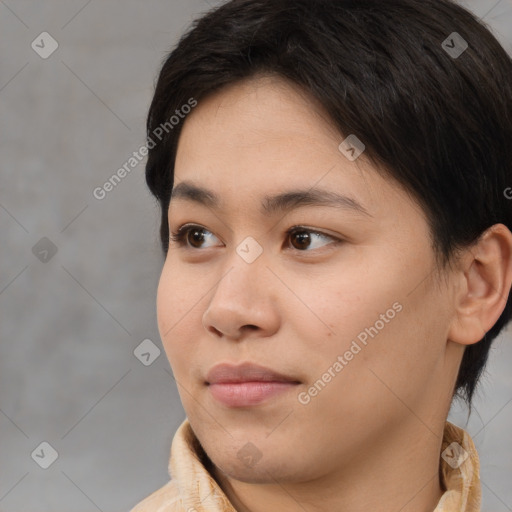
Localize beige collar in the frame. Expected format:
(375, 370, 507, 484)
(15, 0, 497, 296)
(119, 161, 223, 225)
(434, 421, 481, 511)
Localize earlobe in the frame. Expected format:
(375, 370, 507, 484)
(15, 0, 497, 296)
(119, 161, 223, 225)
(447, 223, 512, 346)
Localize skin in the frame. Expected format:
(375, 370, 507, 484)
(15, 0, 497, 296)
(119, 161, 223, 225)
(156, 74, 512, 512)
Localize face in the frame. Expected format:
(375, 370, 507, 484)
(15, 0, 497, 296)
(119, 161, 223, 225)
(156, 75, 462, 484)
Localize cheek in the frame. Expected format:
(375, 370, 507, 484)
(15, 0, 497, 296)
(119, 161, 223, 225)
(288, 256, 432, 398)
(156, 266, 174, 343)
(156, 262, 201, 360)
(287, 260, 400, 355)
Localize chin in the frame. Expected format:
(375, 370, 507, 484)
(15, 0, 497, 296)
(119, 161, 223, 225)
(213, 457, 292, 484)
(211, 444, 317, 485)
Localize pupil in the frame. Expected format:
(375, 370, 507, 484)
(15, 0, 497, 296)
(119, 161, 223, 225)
(190, 229, 204, 247)
(294, 231, 310, 249)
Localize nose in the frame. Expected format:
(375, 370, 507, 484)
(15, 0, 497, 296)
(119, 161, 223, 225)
(202, 251, 280, 341)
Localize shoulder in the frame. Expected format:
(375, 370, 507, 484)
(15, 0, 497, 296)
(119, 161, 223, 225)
(129, 480, 183, 512)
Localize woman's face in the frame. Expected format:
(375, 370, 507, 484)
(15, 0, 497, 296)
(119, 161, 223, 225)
(156, 75, 462, 483)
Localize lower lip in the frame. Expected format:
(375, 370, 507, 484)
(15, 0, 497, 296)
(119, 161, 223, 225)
(208, 381, 299, 407)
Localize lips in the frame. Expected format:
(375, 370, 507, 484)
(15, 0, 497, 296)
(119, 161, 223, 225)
(205, 362, 301, 407)
(205, 362, 300, 385)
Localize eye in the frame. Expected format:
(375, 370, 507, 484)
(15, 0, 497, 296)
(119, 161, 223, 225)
(286, 226, 339, 251)
(169, 224, 220, 249)
(169, 224, 341, 251)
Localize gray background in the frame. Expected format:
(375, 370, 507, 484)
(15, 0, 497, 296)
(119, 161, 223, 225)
(0, 1, 511, 511)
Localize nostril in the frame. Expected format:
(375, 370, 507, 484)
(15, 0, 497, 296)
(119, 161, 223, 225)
(211, 326, 223, 336)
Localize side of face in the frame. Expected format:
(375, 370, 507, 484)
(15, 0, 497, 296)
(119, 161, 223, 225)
(155, 75, 463, 483)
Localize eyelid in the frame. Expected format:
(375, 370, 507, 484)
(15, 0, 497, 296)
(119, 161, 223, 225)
(169, 223, 342, 251)
(169, 223, 222, 247)
(287, 225, 339, 244)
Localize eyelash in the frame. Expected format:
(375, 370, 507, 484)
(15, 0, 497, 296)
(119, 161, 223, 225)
(168, 224, 342, 252)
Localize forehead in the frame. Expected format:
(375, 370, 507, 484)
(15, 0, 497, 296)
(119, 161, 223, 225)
(177, 74, 343, 152)
(172, 75, 418, 223)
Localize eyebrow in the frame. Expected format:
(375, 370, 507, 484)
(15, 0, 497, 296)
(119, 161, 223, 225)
(169, 180, 372, 217)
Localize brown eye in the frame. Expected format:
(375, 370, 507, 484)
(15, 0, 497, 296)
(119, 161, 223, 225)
(289, 229, 312, 250)
(187, 227, 207, 248)
(169, 225, 220, 249)
(287, 227, 338, 251)
(169, 224, 340, 252)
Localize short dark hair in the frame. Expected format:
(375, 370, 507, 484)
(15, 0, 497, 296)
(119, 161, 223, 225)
(145, 0, 512, 411)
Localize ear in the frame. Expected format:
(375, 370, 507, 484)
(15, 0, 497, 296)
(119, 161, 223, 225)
(448, 223, 512, 346)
